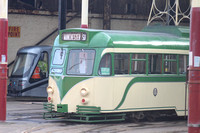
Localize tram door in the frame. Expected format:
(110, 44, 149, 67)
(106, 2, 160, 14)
(8, 46, 52, 97)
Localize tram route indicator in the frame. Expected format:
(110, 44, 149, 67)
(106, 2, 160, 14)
(62, 32, 87, 41)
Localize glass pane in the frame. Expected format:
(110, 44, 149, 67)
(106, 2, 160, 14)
(67, 49, 95, 75)
(11, 53, 35, 77)
(164, 61, 177, 74)
(179, 55, 187, 74)
(30, 52, 49, 82)
(131, 54, 146, 74)
(164, 54, 177, 74)
(37, 52, 48, 78)
(114, 54, 129, 74)
(148, 54, 162, 74)
(99, 54, 111, 76)
(164, 54, 176, 60)
(52, 49, 66, 65)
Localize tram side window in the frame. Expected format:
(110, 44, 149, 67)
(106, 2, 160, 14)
(114, 54, 129, 74)
(164, 54, 177, 74)
(30, 52, 49, 82)
(98, 54, 111, 76)
(53, 49, 66, 65)
(148, 54, 162, 74)
(131, 54, 146, 74)
(179, 55, 187, 74)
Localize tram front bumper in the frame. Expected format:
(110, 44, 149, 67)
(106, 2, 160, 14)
(57, 104, 68, 113)
(43, 103, 68, 113)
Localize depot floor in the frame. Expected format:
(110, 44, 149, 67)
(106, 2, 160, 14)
(0, 97, 188, 133)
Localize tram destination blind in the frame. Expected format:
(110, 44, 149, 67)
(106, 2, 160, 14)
(62, 32, 87, 41)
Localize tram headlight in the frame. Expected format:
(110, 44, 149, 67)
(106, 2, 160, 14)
(47, 86, 53, 102)
(18, 80, 26, 86)
(47, 86, 54, 94)
(80, 88, 89, 96)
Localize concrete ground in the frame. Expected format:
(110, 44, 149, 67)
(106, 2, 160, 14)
(0, 97, 188, 133)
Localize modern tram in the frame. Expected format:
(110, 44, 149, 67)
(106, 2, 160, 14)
(8, 45, 52, 97)
(43, 26, 189, 122)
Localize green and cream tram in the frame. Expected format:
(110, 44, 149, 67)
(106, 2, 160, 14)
(44, 26, 189, 122)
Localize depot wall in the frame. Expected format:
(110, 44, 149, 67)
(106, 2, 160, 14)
(8, 14, 147, 74)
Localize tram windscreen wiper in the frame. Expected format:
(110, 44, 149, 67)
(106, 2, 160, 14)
(68, 60, 83, 71)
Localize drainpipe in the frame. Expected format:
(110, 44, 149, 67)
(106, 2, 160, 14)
(188, 0, 200, 132)
(58, 0, 66, 31)
(103, 0, 111, 30)
(81, 0, 89, 28)
(0, 0, 8, 121)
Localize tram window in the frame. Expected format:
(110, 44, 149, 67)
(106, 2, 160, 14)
(98, 54, 111, 76)
(164, 54, 177, 74)
(148, 54, 162, 74)
(179, 55, 187, 74)
(30, 52, 49, 83)
(114, 54, 129, 74)
(131, 54, 146, 74)
(67, 49, 95, 75)
(53, 49, 66, 65)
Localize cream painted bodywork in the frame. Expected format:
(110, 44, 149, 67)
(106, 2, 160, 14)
(48, 76, 61, 111)
(50, 76, 188, 116)
(119, 82, 187, 116)
(61, 77, 95, 112)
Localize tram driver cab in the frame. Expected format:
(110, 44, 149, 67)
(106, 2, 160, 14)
(8, 45, 52, 97)
(31, 52, 48, 81)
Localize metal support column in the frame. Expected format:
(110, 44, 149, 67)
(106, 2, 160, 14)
(188, 0, 200, 132)
(0, 0, 8, 121)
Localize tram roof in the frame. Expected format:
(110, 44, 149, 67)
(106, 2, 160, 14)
(57, 26, 189, 50)
(17, 45, 52, 54)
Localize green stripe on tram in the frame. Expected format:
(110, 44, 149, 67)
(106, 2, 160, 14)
(115, 76, 186, 110)
(52, 76, 91, 99)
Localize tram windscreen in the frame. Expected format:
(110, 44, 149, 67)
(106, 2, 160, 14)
(67, 49, 95, 75)
(11, 53, 36, 77)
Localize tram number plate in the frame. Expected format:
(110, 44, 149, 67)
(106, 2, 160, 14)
(62, 32, 87, 41)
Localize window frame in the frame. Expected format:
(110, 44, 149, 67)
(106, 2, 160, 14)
(98, 53, 112, 76)
(52, 48, 66, 66)
(111, 53, 188, 76)
(130, 53, 147, 75)
(66, 49, 96, 76)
